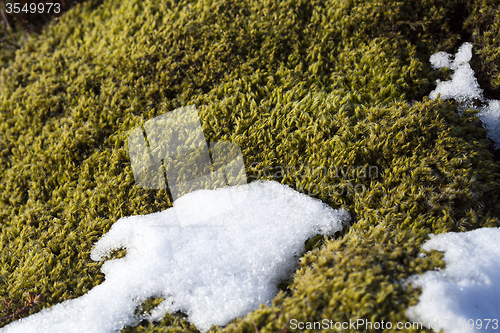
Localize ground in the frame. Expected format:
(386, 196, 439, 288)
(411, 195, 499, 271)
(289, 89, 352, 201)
(0, 0, 500, 332)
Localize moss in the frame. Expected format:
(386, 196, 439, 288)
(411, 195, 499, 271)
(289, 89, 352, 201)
(464, 0, 500, 99)
(0, 0, 499, 331)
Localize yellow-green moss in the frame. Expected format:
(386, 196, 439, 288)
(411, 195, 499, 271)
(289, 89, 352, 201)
(0, 0, 499, 331)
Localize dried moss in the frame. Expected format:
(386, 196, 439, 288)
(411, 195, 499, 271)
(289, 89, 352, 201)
(0, 0, 499, 331)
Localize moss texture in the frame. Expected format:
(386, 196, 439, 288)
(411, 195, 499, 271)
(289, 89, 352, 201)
(0, 0, 499, 331)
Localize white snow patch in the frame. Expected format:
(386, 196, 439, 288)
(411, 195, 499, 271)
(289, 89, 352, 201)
(430, 43, 473, 71)
(0, 181, 350, 333)
(406, 228, 500, 332)
(477, 100, 500, 148)
(429, 42, 500, 148)
(430, 51, 453, 69)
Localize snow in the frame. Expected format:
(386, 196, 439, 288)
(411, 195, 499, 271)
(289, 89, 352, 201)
(412, 45, 500, 329)
(0, 181, 350, 333)
(429, 43, 482, 101)
(429, 51, 452, 69)
(406, 228, 500, 332)
(430, 42, 473, 70)
(429, 42, 500, 148)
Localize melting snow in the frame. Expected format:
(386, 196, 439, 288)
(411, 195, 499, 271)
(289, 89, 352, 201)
(0, 181, 350, 333)
(411, 44, 500, 328)
(429, 42, 500, 148)
(406, 228, 500, 332)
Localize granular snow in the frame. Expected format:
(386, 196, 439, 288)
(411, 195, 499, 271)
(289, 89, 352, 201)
(406, 228, 500, 332)
(429, 42, 500, 148)
(0, 181, 350, 333)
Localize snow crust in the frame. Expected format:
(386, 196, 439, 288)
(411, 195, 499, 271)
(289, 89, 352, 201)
(429, 43, 482, 101)
(429, 42, 500, 148)
(0, 181, 350, 333)
(406, 228, 500, 332)
(477, 100, 500, 148)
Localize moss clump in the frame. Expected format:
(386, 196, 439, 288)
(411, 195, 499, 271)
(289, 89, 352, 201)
(464, 0, 500, 99)
(0, 0, 499, 331)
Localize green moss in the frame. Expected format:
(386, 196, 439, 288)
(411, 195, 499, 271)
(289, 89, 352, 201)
(462, 0, 500, 102)
(0, 0, 499, 331)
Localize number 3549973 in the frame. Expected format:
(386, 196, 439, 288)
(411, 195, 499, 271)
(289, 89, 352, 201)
(5, 2, 61, 14)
